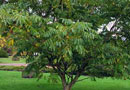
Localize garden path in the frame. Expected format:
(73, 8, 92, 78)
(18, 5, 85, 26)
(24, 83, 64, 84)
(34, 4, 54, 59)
(0, 63, 27, 66)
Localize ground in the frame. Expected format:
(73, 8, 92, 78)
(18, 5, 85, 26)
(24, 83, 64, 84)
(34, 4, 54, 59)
(0, 57, 26, 71)
(0, 71, 130, 90)
(0, 57, 26, 63)
(0, 58, 130, 90)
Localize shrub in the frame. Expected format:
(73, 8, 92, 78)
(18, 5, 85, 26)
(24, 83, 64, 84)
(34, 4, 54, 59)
(0, 49, 9, 58)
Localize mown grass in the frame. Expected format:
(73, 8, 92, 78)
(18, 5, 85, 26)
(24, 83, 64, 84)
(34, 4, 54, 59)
(0, 57, 26, 63)
(0, 71, 130, 90)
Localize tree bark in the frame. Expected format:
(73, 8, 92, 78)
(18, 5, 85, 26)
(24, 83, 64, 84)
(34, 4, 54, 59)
(61, 73, 80, 90)
(60, 74, 72, 90)
(63, 85, 72, 90)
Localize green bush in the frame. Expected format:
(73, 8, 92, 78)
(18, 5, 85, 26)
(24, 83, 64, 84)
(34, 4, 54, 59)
(0, 49, 8, 58)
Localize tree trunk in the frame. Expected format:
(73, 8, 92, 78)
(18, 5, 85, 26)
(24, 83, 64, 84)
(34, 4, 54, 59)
(63, 85, 72, 90)
(60, 74, 73, 90)
(60, 72, 80, 90)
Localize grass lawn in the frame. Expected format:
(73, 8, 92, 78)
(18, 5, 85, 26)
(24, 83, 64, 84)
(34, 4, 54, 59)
(0, 57, 26, 63)
(0, 71, 130, 90)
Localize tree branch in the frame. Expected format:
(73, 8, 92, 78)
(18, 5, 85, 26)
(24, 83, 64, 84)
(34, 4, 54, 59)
(76, 77, 89, 82)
